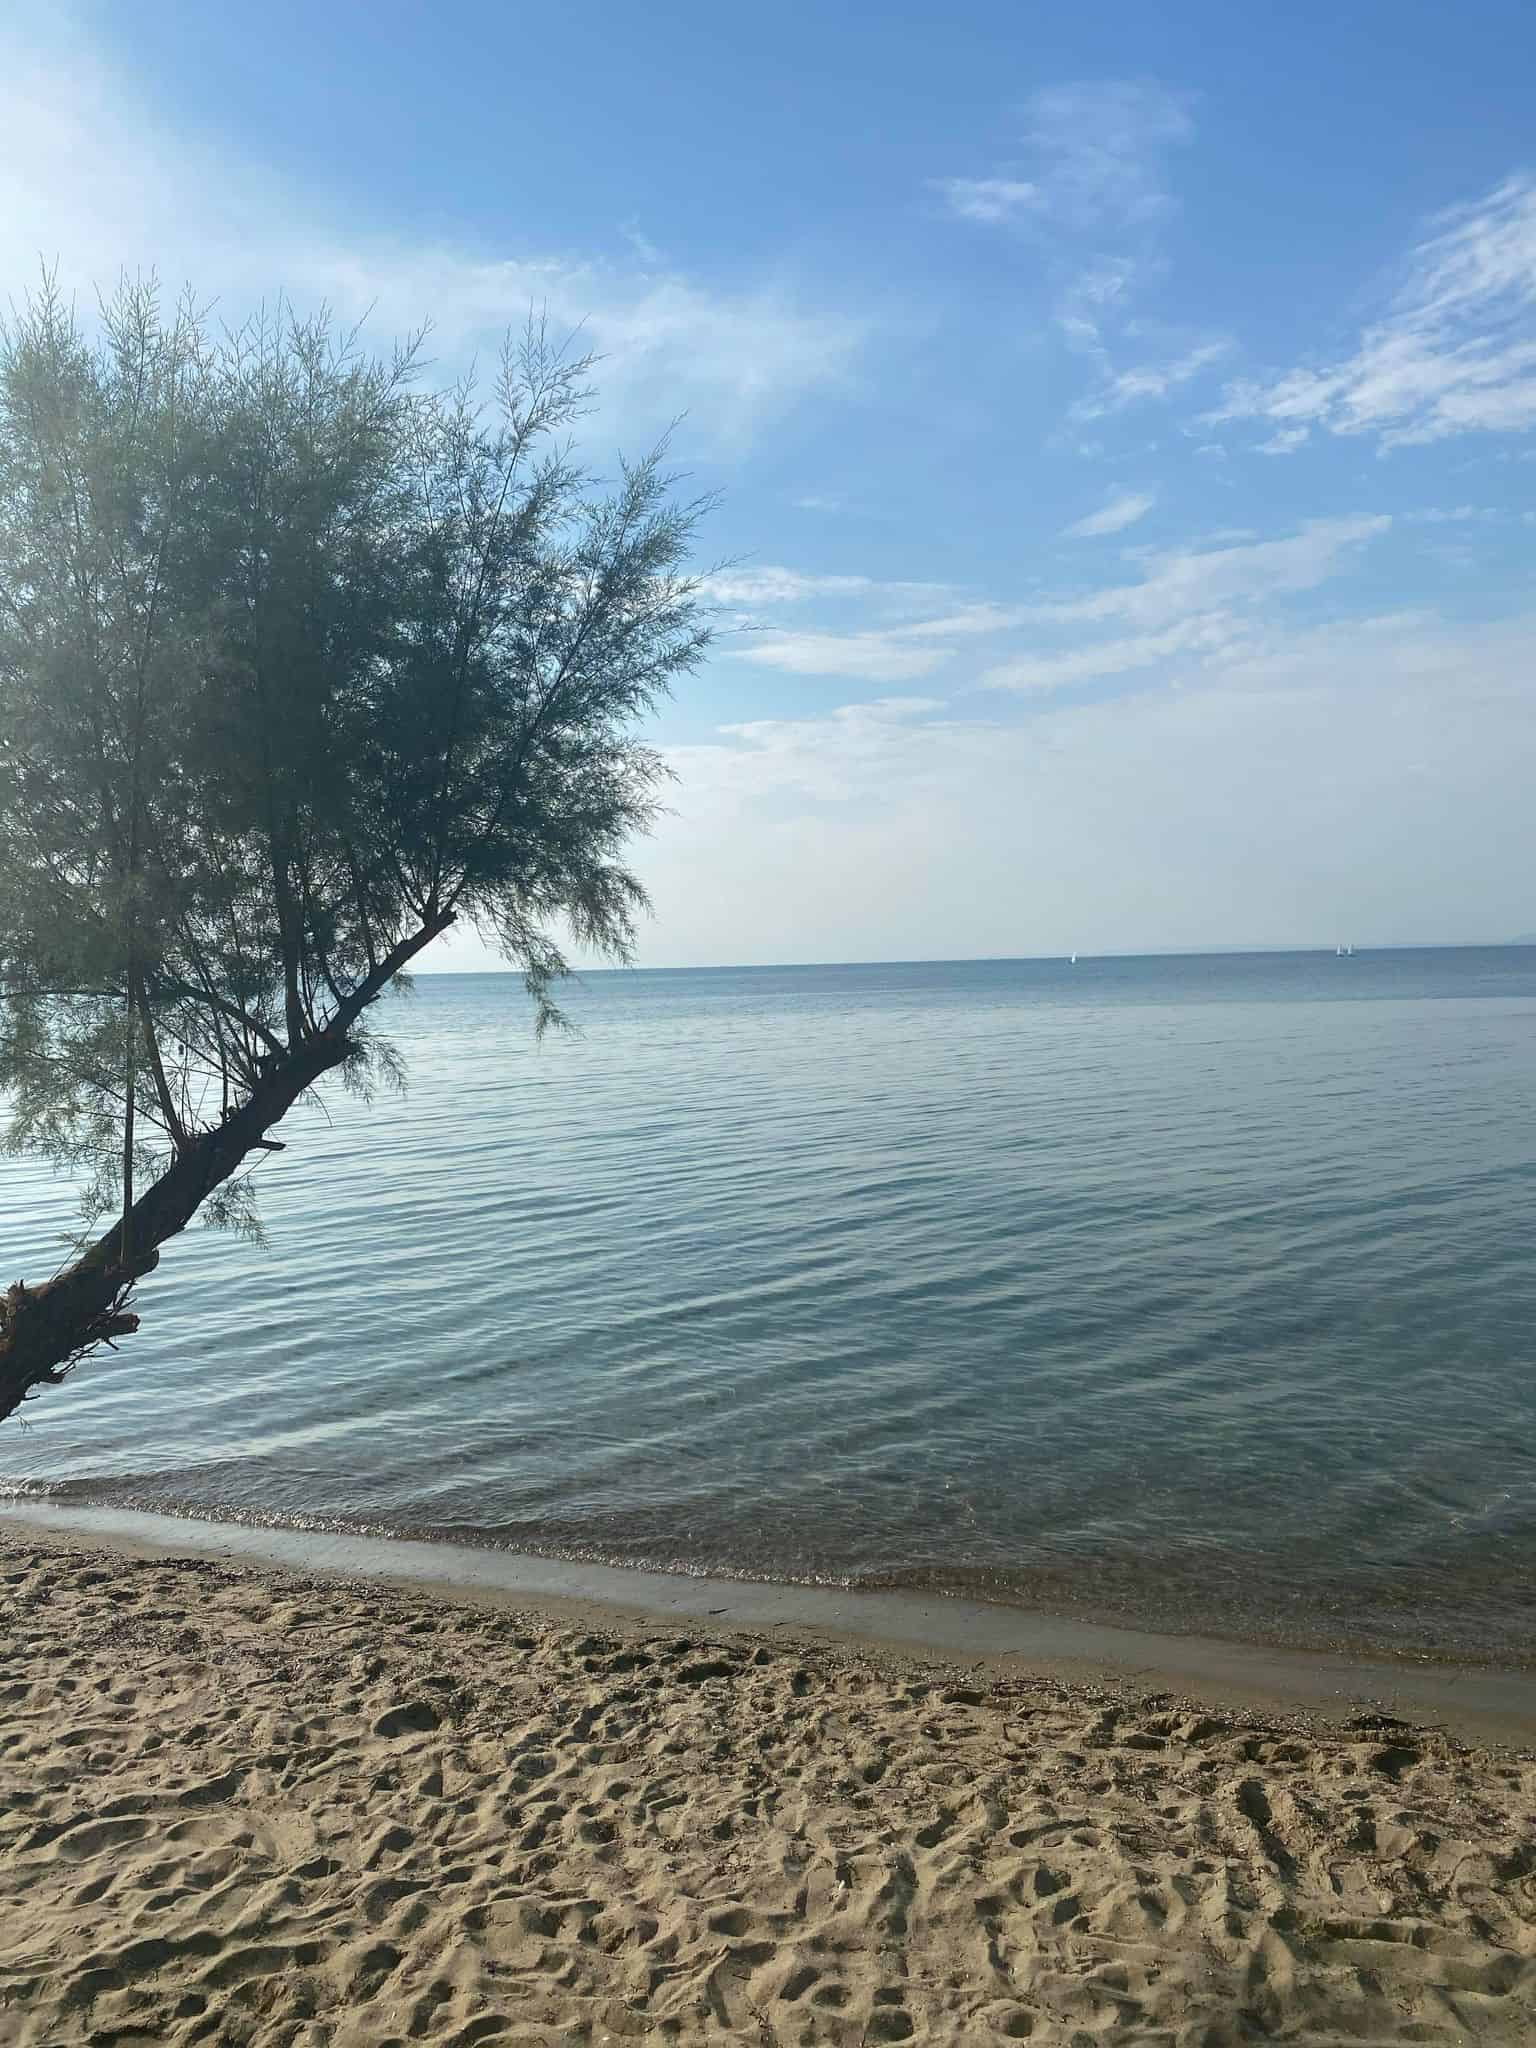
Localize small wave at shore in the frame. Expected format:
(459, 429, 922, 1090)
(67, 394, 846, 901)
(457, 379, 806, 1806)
(9, 1466, 1536, 1670)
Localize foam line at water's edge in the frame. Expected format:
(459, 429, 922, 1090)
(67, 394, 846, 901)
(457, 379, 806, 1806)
(4, 1499, 1533, 1747)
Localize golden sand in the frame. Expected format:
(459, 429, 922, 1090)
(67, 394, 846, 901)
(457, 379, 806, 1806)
(3, 1529, 1535, 2045)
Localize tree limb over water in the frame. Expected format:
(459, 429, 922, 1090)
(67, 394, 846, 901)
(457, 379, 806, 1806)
(0, 277, 710, 1422)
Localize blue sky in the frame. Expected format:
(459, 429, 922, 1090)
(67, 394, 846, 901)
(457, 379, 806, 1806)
(5, 2, 1535, 964)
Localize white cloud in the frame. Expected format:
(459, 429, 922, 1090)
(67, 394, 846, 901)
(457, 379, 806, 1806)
(893, 603, 1033, 639)
(703, 566, 951, 609)
(612, 611, 1536, 966)
(0, 18, 862, 452)
(1020, 81, 1195, 231)
(982, 616, 1236, 692)
(937, 80, 1223, 425)
(1036, 515, 1389, 629)
(668, 697, 954, 806)
(704, 568, 876, 605)
(1401, 504, 1498, 523)
(1063, 488, 1157, 538)
(1187, 606, 1529, 699)
(935, 81, 1192, 237)
(1217, 174, 1536, 450)
(913, 516, 1392, 706)
(712, 516, 1390, 696)
(1073, 339, 1230, 419)
(620, 220, 664, 266)
(1053, 258, 1141, 364)
(736, 632, 951, 683)
(933, 178, 1041, 224)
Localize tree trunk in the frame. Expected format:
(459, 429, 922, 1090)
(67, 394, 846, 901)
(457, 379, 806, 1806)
(2, 914, 453, 1426)
(0, 1028, 352, 1425)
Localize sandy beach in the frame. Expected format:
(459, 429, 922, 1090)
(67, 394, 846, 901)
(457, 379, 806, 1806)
(4, 1526, 1536, 2046)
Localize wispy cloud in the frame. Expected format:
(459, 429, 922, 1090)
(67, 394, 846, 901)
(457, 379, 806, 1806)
(619, 219, 664, 266)
(649, 611, 1536, 962)
(977, 519, 1387, 690)
(704, 568, 881, 605)
(937, 81, 1204, 234)
(1401, 504, 1500, 524)
(1063, 488, 1158, 538)
(983, 617, 1235, 692)
(937, 81, 1194, 234)
(0, 18, 863, 452)
(736, 631, 951, 684)
(704, 566, 956, 610)
(934, 79, 1227, 427)
(893, 603, 1031, 639)
(1036, 516, 1390, 628)
(1216, 174, 1536, 451)
(720, 515, 1390, 700)
(932, 177, 1041, 225)
(1053, 257, 1140, 357)
(668, 697, 957, 811)
(1074, 338, 1230, 419)
(1019, 81, 1195, 231)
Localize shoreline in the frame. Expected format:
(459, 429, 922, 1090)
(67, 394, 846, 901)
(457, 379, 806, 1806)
(6, 1490, 1532, 1676)
(7, 1499, 1535, 1747)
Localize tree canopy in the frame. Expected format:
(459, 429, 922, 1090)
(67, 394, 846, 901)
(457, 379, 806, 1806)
(0, 277, 709, 1422)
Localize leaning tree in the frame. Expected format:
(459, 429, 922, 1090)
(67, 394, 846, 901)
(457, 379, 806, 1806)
(0, 278, 709, 1423)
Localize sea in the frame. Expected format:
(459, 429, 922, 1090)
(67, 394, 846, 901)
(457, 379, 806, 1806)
(4, 948, 1536, 1664)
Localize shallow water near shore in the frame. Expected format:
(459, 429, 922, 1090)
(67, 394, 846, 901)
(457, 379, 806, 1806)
(4, 948, 1536, 1662)
(10, 1501, 1536, 1744)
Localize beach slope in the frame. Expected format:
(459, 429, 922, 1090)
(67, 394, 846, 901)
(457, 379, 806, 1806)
(3, 1532, 1535, 2044)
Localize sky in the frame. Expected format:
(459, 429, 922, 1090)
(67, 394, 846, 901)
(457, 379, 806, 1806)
(3, 1, 1534, 966)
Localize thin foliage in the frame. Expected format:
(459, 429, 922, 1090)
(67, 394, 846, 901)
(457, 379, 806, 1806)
(0, 276, 710, 1417)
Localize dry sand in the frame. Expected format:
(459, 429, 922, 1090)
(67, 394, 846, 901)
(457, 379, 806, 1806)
(3, 1529, 1535, 2046)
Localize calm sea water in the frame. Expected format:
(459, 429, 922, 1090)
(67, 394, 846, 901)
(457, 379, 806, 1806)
(4, 950, 1536, 1662)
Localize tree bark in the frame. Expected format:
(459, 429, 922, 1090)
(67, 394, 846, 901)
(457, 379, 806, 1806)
(2, 915, 453, 1426)
(0, 1026, 353, 1425)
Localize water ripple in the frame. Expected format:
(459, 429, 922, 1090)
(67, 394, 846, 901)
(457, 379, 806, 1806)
(4, 948, 1536, 1660)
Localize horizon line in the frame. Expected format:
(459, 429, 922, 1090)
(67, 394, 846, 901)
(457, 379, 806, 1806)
(416, 938, 1534, 976)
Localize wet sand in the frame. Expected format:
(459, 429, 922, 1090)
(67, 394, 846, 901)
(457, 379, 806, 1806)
(3, 1518, 1535, 2044)
(7, 1502, 1535, 1743)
